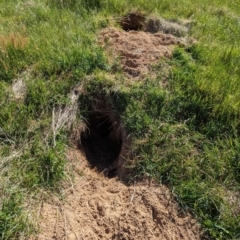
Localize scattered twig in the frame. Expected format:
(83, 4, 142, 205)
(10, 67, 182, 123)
(125, 184, 136, 217)
(52, 107, 56, 147)
(130, 185, 136, 204)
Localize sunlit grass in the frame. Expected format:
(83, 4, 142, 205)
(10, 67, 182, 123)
(0, 0, 240, 239)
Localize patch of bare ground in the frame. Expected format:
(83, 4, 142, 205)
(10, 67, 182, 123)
(30, 148, 204, 240)
(99, 24, 189, 78)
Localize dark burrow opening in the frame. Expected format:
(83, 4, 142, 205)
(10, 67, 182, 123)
(80, 109, 124, 178)
(120, 12, 146, 31)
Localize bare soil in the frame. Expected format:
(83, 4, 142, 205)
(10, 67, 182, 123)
(99, 27, 186, 77)
(30, 148, 204, 240)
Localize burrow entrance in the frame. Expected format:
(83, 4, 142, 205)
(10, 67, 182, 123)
(80, 100, 127, 178)
(120, 12, 146, 31)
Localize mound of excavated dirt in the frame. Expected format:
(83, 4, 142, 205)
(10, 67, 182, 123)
(99, 27, 186, 77)
(31, 149, 204, 240)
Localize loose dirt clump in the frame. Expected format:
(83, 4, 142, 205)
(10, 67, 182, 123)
(31, 148, 204, 240)
(99, 27, 186, 77)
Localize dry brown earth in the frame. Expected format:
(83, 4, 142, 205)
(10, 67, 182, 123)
(99, 27, 186, 77)
(31, 148, 203, 240)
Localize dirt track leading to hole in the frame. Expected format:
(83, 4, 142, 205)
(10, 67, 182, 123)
(31, 149, 203, 240)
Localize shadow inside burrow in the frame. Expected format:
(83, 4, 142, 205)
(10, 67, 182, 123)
(120, 12, 146, 31)
(79, 100, 128, 179)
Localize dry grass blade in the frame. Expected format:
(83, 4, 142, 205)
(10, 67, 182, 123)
(52, 86, 82, 147)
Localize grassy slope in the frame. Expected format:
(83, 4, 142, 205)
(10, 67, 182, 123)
(0, 0, 240, 239)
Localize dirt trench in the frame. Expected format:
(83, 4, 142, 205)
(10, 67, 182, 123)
(30, 15, 204, 240)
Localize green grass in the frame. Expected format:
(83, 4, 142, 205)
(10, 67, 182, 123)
(0, 0, 240, 239)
